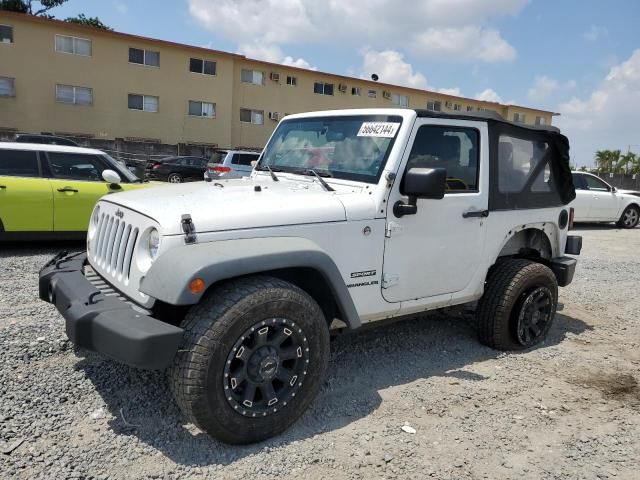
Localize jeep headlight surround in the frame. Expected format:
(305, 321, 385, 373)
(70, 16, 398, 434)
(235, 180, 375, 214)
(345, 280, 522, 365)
(148, 228, 160, 259)
(87, 205, 100, 241)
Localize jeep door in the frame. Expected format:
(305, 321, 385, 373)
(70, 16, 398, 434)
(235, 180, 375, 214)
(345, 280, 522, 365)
(0, 148, 53, 234)
(382, 119, 488, 302)
(44, 151, 120, 231)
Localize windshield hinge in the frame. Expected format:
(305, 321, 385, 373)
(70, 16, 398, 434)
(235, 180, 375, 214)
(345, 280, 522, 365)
(181, 214, 197, 244)
(385, 221, 403, 238)
(382, 273, 400, 289)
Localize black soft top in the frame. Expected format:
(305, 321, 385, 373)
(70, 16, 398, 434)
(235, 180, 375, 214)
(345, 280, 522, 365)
(414, 109, 560, 133)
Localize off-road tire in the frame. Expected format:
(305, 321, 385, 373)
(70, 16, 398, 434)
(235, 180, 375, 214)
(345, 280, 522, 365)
(617, 205, 640, 229)
(476, 259, 558, 350)
(167, 173, 182, 183)
(169, 276, 330, 444)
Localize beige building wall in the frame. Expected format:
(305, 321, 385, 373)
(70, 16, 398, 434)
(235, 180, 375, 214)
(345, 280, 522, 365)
(0, 12, 556, 150)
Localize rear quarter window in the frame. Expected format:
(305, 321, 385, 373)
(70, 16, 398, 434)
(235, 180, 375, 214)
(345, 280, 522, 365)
(0, 149, 40, 177)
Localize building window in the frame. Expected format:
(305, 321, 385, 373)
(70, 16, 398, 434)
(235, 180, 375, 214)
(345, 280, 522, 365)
(535, 116, 546, 126)
(55, 34, 92, 56)
(129, 47, 160, 67)
(241, 69, 264, 85)
(453, 103, 462, 111)
(128, 94, 158, 112)
(513, 112, 526, 123)
(189, 58, 216, 75)
(0, 76, 15, 97)
(313, 82, 334, 96)
(56, 84, 92, 105)
(466, 105, 474, 112)
(368, 90, 377, 98)
(0, 24, 13, 43)
(286, 75, 297, 86)
(427, 100, 441, 112)
(351, 87, 361, 96)
(391, 94, 409, 107)
(188, 100, 215, 117)
(240, 108, 264, 125)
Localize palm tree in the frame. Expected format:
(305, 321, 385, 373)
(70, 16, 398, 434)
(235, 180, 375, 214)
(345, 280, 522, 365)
(594, 150, 620, 173)
(629, 153, 640, 176)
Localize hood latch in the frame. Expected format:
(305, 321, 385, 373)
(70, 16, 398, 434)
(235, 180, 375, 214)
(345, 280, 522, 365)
(181, 214, 197, 244)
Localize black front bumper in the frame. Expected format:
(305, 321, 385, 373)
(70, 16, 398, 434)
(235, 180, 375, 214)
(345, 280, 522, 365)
(39, 252, 183, 370)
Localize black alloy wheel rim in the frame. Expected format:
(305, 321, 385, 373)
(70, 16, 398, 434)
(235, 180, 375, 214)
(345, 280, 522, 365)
(223, 318, 309, 417)
(515, 286, 553, 346)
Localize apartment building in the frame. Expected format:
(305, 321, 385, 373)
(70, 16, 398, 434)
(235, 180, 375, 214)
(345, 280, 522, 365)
(0, 11, 556, 153)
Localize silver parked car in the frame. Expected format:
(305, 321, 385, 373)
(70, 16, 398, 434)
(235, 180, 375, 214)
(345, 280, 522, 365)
(204, 150, 261, 180)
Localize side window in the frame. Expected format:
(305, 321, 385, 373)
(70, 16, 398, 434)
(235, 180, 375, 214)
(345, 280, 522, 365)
(572, 174, 588, 190)
(47, 153, 106, 181)
(498, 135, 551, 193)
(405, 126, 479, 192)
(234, 154, 257, 166)
(584, 175, 610, 192)
(0, 149, 40, 177)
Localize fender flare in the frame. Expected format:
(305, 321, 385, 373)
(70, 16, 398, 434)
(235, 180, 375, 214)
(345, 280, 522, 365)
(141, 236, 361, 329)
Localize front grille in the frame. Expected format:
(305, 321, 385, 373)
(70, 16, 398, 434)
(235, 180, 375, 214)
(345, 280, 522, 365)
(84, 265, 150, 315)
(91, 212, 139, 281)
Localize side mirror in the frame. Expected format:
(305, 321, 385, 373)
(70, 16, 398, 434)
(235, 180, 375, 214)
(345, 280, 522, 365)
(611, 186, 617, 193)
(102, 169, 122, 186)
(394, 168, 446, 217)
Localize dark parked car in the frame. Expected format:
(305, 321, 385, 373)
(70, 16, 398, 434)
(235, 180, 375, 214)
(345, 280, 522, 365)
(151, 156, 207, 183)
(16, 134, 78, 146)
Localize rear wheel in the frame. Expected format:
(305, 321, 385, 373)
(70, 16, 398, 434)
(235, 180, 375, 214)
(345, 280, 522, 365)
(617, 205, 639, 229)
(476, 259, 558, 350)
(168, 173, 182, 183)
(170, 276, 330, 444)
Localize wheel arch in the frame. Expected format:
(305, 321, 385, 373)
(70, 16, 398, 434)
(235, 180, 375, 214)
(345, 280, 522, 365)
(496, 227, 554, 264)
(141, 237, 361, 329)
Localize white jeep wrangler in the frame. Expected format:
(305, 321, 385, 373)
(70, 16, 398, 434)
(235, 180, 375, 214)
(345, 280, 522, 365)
(40, 108, 582, 444)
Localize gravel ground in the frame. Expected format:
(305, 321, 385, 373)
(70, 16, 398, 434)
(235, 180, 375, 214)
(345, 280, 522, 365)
(1, 225, 639, 480)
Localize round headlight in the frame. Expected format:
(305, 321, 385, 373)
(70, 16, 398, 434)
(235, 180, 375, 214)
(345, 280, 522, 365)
(148, 228, 160, 259)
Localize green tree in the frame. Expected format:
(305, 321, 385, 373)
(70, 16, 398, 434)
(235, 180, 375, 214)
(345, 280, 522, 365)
(628, 153, 640, 175)
(0, 1, 110, 29)
(615, 151, 637, 174)
(65, 14, 112, 30)
(0, 0, 66, 16)
(594, 149, 621, 174)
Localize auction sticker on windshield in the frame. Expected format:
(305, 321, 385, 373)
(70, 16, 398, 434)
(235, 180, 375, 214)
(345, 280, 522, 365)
(357, 122, 400, 138)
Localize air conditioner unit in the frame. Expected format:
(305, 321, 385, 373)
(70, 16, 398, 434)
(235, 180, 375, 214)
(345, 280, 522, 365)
(269, 112, 280, 121)
(383, 90, 391, 100)
(338, 83, 347, 93)
(270, 72, 280, 82)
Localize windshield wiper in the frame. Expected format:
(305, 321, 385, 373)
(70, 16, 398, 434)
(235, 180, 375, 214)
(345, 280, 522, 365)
(305, 169, 335, 192)
(266, 166, 279, 182)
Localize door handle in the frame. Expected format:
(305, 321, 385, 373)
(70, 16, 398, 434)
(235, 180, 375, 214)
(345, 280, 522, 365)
(462, 209, 489, 218)
(57, 187, 79, 193)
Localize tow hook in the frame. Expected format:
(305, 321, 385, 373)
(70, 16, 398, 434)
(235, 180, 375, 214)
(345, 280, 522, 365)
(181, 214, 197, 244)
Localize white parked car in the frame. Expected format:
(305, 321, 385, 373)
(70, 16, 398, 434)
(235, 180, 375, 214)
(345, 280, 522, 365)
(40, 108, 582, 444)
(571, 172, 640, 228)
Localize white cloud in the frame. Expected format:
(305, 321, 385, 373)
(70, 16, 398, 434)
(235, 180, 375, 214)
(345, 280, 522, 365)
(188, 0, 524, 63)
(475, 88, 503, 103)
(360, 49, 428, 89)
(238, 43, 315, 70)
(438, 87, 462, 96)
(413, 27, 517, 62)
(556, 49, 640, 167)
(527, 75, 559, 102)
(583, 25, 608, 42)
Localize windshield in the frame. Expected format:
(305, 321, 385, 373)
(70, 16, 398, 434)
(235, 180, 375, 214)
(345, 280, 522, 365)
(258, 115, 403, 183)
(102, 153, 140, 183)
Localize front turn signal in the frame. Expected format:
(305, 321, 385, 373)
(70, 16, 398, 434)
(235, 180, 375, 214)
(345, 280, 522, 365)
(189, 278, 206, 294)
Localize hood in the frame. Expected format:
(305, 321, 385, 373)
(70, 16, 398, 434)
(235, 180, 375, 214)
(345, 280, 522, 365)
(102, 176, 364, 235)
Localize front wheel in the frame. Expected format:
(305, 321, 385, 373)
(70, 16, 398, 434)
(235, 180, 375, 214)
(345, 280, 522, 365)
(476, 259, 558, 350)
(170, 276, 330, 444)
(167, 173, 182, 183)
(617, 205, 639, 229)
